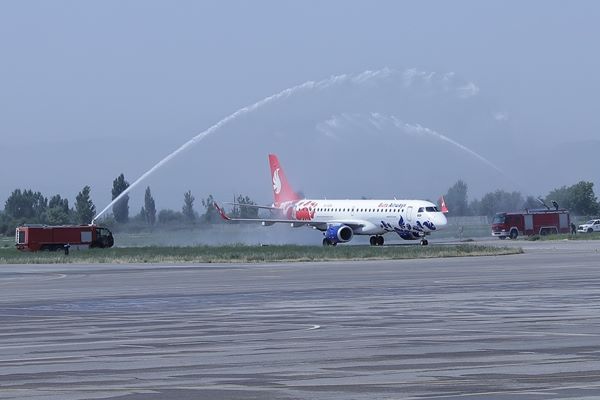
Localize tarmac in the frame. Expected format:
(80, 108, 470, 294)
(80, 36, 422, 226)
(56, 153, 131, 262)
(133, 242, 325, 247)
(1, 239, 600, 399)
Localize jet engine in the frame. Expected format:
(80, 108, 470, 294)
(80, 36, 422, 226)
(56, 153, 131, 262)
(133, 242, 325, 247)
(325, 224, 354, 244)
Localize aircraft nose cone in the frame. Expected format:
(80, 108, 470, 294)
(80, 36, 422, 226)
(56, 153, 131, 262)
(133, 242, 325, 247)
(436, 213, 448, 228)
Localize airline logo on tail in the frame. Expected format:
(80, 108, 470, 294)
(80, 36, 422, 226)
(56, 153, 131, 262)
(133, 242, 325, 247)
(439, 196, 449, 213)
(272, 168, 282, 194)
(268, 154, 300, 206)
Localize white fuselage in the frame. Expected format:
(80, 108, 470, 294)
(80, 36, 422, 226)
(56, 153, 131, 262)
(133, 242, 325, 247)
(280, 198, 447, 236)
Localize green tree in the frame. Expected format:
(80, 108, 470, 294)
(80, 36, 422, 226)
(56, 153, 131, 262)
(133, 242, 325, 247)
(4, 189, 47, 221)
(45, 207, 71, 225)
(75, 186, 96, 224)
(158, 209, 184, 224)
(468, 198, 481, 216)
(235, 195, 259, 219)
(111, 174, 130, 223)
(48, 195, 69, 213)
(133, 207, 146, 224)
(182, 190, 196, 223)
(0, 211, 12, 235)
(45, 194, 71, 225)
(478, 190, 524, 217)
(546, 181, 599, 215)
(201, 194, 219, 223)
(144, 186, 156, 225)
(522, 195, 541, 211)
(444, 180, 469, 216)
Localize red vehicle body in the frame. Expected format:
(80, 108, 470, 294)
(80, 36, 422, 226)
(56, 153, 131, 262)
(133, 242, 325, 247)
(491, 209, 570, 239)
(15, 225, 114, 252)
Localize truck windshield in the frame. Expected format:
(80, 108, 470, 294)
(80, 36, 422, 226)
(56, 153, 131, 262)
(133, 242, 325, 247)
(492, 214, 506, 224)
(97, 228, 111, 238)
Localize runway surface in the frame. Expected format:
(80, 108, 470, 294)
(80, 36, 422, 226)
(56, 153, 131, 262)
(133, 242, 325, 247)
(1, 240, 600, 399)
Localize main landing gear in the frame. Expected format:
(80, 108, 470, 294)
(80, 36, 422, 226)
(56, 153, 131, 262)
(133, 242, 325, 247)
(369, 236, 384, 246)
(323, 238, 337, 246)
(420, 238, 429, 246)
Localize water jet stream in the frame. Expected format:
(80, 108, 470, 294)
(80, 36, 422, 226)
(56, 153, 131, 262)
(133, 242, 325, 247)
(92, 68, 478, 223)
(318, 112, 505, 175)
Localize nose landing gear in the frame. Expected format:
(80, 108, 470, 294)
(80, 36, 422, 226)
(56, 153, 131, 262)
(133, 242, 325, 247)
(420, 239, 429, 246)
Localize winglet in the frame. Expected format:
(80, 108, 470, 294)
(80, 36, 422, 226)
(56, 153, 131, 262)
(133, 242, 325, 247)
(214, 202, 231, 221)
(439, 196, 449, 213)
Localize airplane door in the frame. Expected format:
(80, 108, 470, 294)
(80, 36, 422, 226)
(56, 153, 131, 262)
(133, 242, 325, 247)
(407, 206, 414, 222)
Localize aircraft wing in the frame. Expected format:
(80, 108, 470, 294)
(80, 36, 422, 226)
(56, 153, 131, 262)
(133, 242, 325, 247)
(214, 203, 366, 230)
(224, 202, 279, 211)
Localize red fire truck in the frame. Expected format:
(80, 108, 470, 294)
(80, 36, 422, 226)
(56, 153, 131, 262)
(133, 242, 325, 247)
(491, 209, 571, 239)
(15, 225, 114, 252)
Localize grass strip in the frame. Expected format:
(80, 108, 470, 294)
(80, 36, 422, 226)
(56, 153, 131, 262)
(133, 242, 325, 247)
(0, 244, 522, 265)
(525, 232, 600, 241)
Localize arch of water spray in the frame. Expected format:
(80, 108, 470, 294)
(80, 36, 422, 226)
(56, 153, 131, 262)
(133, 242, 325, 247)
(92, 68, 480, 223)
(317, 112, 506, 175)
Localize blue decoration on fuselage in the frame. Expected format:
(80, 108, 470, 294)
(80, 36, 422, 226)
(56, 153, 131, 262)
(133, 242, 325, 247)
(423, 221, 437, 231)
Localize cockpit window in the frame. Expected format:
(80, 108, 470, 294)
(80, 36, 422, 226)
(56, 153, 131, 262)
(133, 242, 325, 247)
(425, 206, 439, 212)
(418, 207, 424, 212)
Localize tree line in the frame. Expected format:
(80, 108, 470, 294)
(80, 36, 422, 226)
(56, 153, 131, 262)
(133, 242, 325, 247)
(4, 173, 597, 235)
(443, 180, 600, 217)
(0, 173, 258, 235)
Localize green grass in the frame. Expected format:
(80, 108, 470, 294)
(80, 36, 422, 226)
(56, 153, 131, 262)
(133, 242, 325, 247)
(0, 235, 13, 248)
(526, 232, 600, 241)
(0, 244, 522, 264)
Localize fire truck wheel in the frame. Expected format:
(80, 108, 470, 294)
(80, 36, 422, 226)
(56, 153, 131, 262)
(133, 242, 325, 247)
(509, 229, 518, 239)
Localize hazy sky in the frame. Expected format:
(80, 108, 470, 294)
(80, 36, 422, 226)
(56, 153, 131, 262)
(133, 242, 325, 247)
(2, 1, 599, 214)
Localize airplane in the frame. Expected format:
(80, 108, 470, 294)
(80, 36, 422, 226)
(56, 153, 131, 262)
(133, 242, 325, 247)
(214, 154, 448, 246)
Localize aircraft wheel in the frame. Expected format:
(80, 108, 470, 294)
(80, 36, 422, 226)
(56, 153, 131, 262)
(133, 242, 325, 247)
(322, 238, 331, 247)
(377, 236, 384, 246)
(420, 239, 428, 246)
(369, 236, 377, 246)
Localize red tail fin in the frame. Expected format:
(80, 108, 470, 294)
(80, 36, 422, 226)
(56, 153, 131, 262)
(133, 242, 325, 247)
(213, 202, 231, 221)
(268, 154, 300, 206)
(439, 196, 449, 213)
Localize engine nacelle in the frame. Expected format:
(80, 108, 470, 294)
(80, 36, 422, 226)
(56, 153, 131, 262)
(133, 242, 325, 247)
(325, 224, 354, 244)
